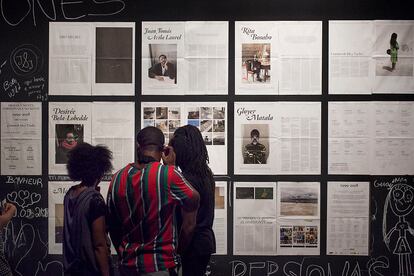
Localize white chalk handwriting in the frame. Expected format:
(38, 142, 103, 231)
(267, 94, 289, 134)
(1, 0, 126, 27)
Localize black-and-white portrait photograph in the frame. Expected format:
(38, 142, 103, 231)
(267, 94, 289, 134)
(147, 44, 177, 84)
(242, 124, 269, 164)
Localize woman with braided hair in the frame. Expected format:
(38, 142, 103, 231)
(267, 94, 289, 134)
(169, 125, 216, 276)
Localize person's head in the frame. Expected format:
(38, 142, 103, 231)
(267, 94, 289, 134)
(136, 126, 165, 164)
(67, 143, 113, 187)
(65, 131, 75, 144)
(159, 54, 167, 66)
(170, 125, 211, 178)
(390, 33, 398, 46)
(250, 129, 260, 145)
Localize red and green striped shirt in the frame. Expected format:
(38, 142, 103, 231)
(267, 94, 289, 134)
(107, 162, 194, 273)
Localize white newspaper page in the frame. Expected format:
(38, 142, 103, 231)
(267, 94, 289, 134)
(184, 21, 228, 95)
(329, 21, 374, 94)
(328, 102, 371, 174)
(235, 21, 278, 95)
(141, 102, 227, 175)
(277, 219, 320, 255)
(327, 181, 370, 255)
(213, 181, 227, 255)
(233, 182, 277, 255)
(92, 22, 135, 95)
(142, 22, 185, 95)
(1, 102, 42, 175)
(278, 21, 322, 95)
(49, 102, 92, 174)
(49, 22, 92, 95)
(371, 101, 414, 174)
(276, 182, 320, 255)
(92, 102, 135, 172)
(48, 181, 74, 254)
(234, 102, 278, 175)
(277, 102, 321, 174)
(373, 20, 414, 93)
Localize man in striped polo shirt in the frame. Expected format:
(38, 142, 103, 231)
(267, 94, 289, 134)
(107, 126, 200, 276)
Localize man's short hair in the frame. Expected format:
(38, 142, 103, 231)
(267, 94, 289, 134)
(159, 54, 167, 59)
(250, 129, 260, 138)
(137, 126, 165, 151)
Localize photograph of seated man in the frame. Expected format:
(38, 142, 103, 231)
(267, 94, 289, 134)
(148, 52, 177, 83)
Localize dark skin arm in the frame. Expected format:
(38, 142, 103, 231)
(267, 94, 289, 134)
(0, 203, 16, 229)
(92, 216, 110, 276)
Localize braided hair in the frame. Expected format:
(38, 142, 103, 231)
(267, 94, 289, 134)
(170, 125, 212, 179)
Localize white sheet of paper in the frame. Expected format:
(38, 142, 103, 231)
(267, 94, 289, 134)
(276, 219, 320, 255)
(328, 102, 371, 174)
(1, 102, 42, 175)
(235, 21, 278, 94)
(327, 181, 370, 255)
(371, 101, 414, 174)
(277, 102, 321, 174)
(233, 182, 277, 255)
(234, 102, 278, 174)
(184, 21, 228, 94)
(49, 22, 93, 95)
(278, 21, 322, 95)
(142, 22, 185, 95)
(48, 102, 92, 174)
(329, 21, 374, 94)
(49, 22, 135, 96)
(373, 20, 414, 93)
(92, 102, 135, 172)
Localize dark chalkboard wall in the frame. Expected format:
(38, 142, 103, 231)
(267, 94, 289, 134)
(1, 0, 414, 275)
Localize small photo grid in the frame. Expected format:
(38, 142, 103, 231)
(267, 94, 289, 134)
(143, 106, 181, 143)
(280, 225, 318, 248)
(187, 106, 225, 146)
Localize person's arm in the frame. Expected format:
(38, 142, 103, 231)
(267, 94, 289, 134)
(92, 216, 110, 276)
(168, 164, 200, 254)
(106, 181, 122, 254)
(0, 203, 16, 229)
(177, 191, 200, 254)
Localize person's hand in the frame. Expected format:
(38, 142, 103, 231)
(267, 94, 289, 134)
(155, 76, 164, 81)
(162, 146, 176, 166)
(4, 202, 16, 215)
